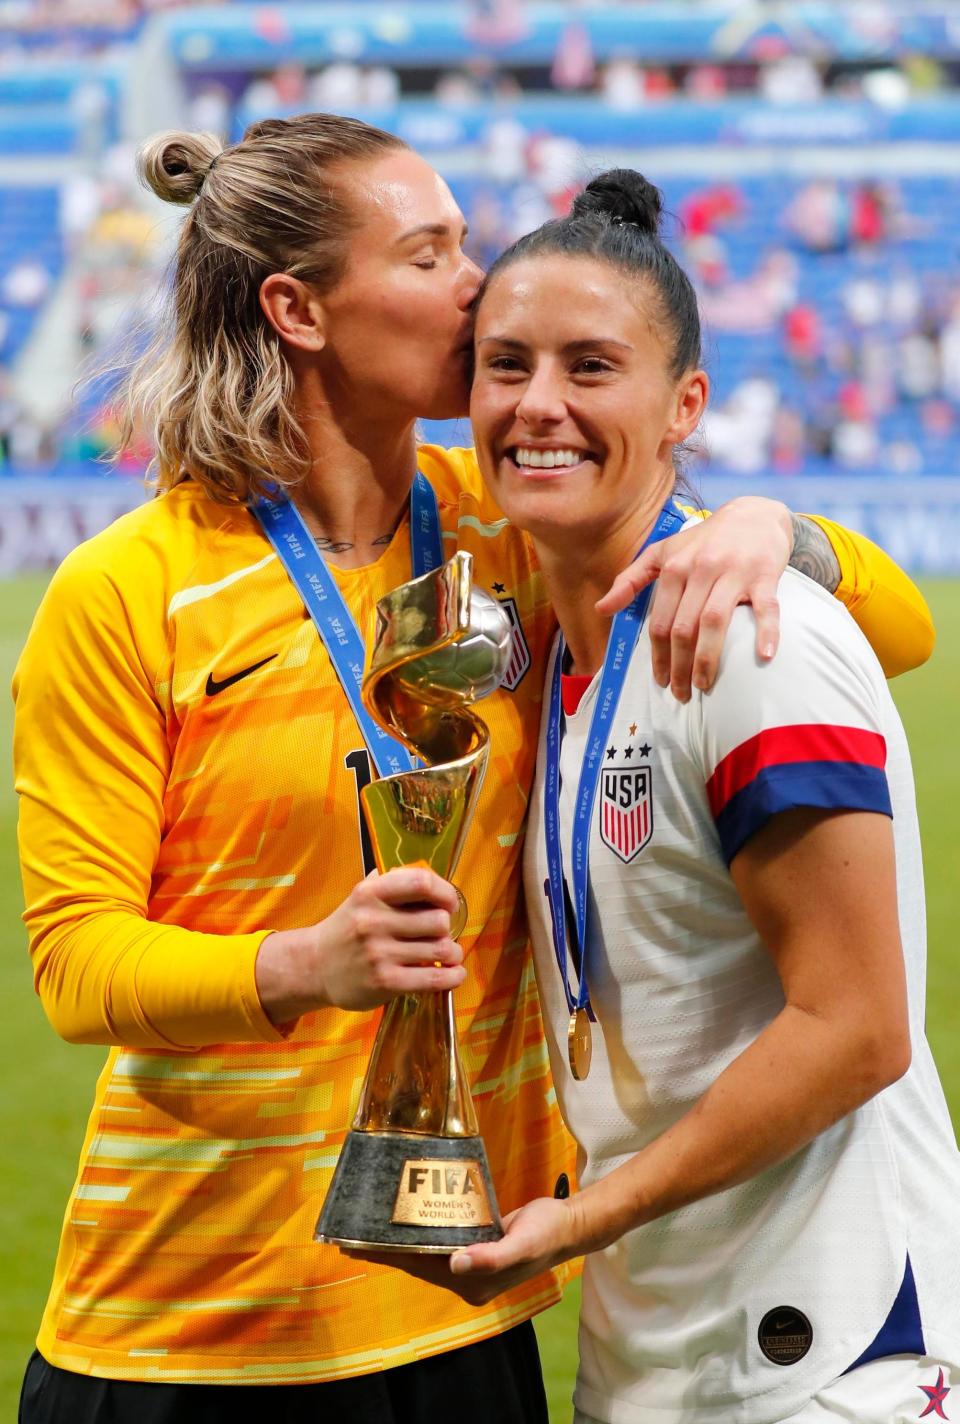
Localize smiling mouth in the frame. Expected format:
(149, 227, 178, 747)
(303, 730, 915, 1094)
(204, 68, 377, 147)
(506, 446, 598, 470)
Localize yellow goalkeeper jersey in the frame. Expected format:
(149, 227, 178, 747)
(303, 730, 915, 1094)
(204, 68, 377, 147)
(13, 445, 933, 1384)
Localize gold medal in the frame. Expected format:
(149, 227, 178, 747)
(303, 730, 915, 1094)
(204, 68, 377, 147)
(567, 1008, 592, 1081)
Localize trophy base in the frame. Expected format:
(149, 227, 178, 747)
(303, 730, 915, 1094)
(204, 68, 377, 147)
(315, 1129, 504, 1253)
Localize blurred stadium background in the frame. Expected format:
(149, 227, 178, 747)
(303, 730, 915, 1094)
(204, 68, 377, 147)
(0, 1, 958, 1419)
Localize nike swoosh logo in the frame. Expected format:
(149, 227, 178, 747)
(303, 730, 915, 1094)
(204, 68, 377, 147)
(205, 654, 277, 697)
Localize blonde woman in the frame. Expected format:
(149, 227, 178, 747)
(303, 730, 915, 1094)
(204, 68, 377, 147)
(14, 118, 933, 1424)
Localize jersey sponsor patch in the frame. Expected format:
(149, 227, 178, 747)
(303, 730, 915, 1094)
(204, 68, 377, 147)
(599, 763, 653, 863)
(757, 1306, 813, 1365)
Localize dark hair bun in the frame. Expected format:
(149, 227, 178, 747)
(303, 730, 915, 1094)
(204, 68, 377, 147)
(571, 169, 663, 236)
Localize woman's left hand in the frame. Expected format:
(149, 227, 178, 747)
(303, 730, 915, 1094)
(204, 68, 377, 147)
(596, 496, 793, 702)
(340, 1196, 577, 1306)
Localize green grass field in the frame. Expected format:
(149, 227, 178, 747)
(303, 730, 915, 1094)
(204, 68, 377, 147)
(0, 575, 957, 1421)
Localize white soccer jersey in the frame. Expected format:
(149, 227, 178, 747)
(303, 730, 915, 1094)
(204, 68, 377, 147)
(525, 568, 960, 1424)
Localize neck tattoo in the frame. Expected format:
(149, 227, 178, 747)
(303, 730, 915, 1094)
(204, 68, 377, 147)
(313, 531, 395, 555)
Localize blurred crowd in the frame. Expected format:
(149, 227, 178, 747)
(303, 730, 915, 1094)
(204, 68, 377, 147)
(0, 0, 536, 53)
(0, 0, 187, 51)
(221, 42, 955, 125)
(7, 151, 960, 481)
(0, 140, 164, 472)
(684, 179, 960, 476)
(4, 0, 960, 477)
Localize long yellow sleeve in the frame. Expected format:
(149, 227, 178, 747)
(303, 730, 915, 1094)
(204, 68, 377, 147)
(807, 515, 935, 677)
(12, 516, 282, 1051)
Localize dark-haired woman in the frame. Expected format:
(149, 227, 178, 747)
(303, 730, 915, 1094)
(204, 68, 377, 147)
(431, 170, 960, 1423)
(12, 119, 935, 1424)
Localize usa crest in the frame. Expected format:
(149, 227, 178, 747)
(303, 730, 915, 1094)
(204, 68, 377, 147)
(495, 595, 530, 691)
(600, 764, 653, 863)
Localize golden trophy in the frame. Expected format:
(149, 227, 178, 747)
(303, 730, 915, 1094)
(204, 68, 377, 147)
(316, 551, 512, 1252)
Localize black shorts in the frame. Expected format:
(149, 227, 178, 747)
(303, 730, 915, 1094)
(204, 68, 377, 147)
(19, 1320, 548, 1424)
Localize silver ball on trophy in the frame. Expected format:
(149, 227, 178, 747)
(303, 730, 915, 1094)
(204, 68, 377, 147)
(395, 588, 513, 704)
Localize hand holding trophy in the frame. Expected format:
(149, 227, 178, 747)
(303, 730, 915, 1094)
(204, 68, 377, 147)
(316, 551, 513, 1252)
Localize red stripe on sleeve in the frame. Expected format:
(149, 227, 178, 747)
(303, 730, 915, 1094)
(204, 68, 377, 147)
(706, 724, 887, 818)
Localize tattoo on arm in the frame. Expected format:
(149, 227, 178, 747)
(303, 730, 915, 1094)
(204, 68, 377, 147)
(789, 515, 841, 593)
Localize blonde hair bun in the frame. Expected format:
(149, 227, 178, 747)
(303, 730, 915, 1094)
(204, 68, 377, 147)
(137, 130, 223, 206)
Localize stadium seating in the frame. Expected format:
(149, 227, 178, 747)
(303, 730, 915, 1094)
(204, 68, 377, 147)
(3, 0, 960, 494)
(0, 187, 62, 363)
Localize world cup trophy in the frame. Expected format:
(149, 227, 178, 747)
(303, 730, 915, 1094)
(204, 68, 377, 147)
(316, 551, 513, 1252)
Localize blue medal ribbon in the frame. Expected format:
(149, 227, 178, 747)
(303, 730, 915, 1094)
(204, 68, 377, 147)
(253, 475, 444, 779)
(543, 501, 686, 1018)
